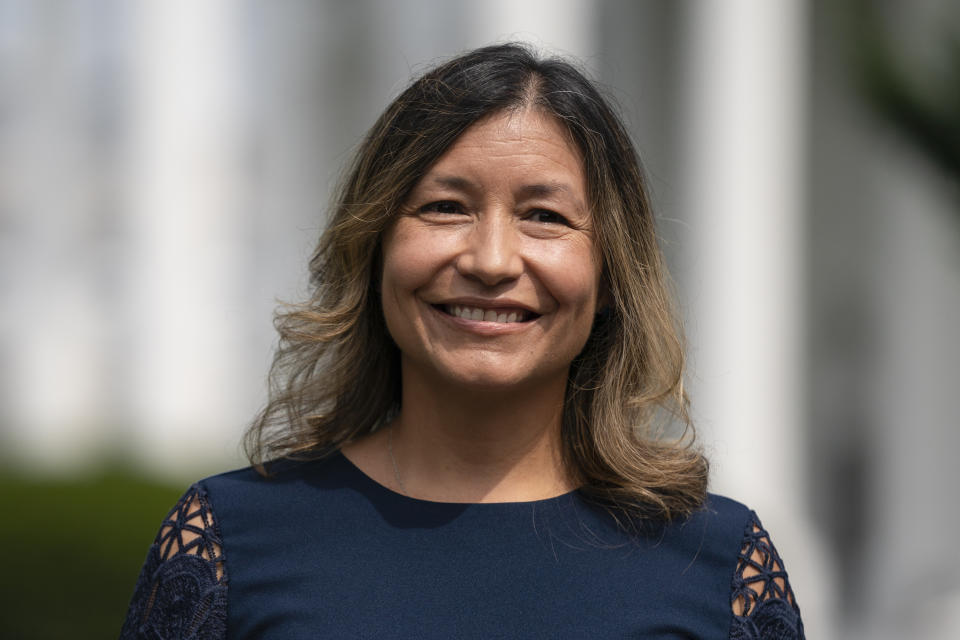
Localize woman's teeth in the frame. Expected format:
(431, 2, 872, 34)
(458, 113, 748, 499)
(445, 305, 527, 323)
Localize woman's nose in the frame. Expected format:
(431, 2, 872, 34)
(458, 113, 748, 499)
(455, 213, 523, 286)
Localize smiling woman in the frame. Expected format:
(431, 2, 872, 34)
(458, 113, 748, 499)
(120, 44, 804, 639)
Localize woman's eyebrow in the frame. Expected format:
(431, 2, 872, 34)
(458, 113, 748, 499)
(428, 175, 478, 192)
(518, 182, 585, 212)
(517, 182, 571, 198)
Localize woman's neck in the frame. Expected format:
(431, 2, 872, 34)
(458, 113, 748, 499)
(342, 367, 575, 503)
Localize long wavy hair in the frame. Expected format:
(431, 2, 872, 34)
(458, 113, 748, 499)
(245, 43, 708, 521)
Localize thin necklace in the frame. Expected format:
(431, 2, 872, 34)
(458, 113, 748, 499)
(387, 425, 408, 495)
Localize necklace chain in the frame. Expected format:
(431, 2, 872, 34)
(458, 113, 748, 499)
(387, 425, 408, 495)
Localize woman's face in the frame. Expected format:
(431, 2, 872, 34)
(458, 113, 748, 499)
(380, 109, 602, 393)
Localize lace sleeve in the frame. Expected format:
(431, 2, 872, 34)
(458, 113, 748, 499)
(119, 484, 228, 640)
(729, 511, 804, 640)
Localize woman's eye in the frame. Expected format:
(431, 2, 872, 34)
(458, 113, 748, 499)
(421, 201, 463, 214)
(528, 209, 568, 225)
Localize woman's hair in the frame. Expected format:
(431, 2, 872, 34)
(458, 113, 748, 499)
(245, 43, 708, 521)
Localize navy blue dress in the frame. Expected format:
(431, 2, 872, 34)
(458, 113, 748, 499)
(120, 453, 803, 639)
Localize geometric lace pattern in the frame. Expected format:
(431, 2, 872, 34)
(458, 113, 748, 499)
(729, 511, 805, 640)
(119, 484, 228, 640)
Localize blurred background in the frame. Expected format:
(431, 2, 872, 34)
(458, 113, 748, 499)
(1, 0, 958, 638)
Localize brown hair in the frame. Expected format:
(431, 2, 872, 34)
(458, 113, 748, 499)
(245, 43, 708, 521)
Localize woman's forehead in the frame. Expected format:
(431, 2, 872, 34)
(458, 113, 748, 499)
(418, 110, 587, 195)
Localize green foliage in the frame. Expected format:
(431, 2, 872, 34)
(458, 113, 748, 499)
(0, 470, 183, 639)
(850, 0, 960, 188)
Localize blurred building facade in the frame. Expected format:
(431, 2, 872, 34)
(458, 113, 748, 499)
(1, 1, 958, 638)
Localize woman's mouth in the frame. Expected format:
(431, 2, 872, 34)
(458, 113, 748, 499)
(437, 304, 536, 324)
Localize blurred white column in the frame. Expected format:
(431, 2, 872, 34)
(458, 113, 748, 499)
(678, 1, 833, 637)
(0, 1, 116, 471)
(125, 0, 247, 476)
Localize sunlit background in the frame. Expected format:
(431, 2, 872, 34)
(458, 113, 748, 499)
(2, 1, 958, 638)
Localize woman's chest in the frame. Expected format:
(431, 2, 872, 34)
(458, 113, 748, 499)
(217, 500, 736, 639)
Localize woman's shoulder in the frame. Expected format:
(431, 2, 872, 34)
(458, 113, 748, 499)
(195, 452, 361, 520)
(702, 492, 753, 524)
(695, 494, 805, 639)
(199, 451, 349, 491)
(684, 494, 793, 585)
(664, 492, 754, 554)
(120, 481, 228, 639)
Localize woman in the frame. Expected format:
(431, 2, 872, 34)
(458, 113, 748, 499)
(121, 44, 804, 639)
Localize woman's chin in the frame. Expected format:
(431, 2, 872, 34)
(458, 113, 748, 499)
(411, 360, 566, 396)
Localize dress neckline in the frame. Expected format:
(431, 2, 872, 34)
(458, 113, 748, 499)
(334, 449, 580, 508)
